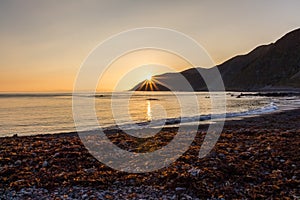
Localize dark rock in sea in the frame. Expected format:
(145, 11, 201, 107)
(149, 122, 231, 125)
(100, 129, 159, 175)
(237, 92, 300, 97)
(146, 98, 159, 101)
(94, 95, 105, 98)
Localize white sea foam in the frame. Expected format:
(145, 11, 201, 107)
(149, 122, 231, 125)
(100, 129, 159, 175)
(109, 102, 279, 131)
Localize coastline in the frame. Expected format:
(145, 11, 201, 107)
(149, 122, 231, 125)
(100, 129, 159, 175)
(0, 108, 299, 199)
(1, 90, 299, 138)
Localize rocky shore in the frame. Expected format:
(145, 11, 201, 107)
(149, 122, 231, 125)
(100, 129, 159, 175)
(235, 92, 300, 98)
(0, 109, 299, 199)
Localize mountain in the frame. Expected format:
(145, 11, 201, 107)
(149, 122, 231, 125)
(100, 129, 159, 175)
(132, 28, 300, 91)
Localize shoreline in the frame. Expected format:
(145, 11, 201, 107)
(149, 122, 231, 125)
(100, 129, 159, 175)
(0, 90, 299, 138)
(0, 108, 299, 199)
(1, 101, 290, 139)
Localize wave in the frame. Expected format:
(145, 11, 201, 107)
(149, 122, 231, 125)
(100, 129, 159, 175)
(104, 103, 278, 130)
(224, 102, 278, 118)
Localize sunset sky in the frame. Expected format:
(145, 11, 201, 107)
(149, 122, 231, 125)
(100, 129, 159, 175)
(0, 1, 300, 92)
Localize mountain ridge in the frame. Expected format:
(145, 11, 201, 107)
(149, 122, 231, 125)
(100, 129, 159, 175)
(132, 28, 300, 91)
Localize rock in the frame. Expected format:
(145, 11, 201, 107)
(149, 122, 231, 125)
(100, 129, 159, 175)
(218, 153, 226, 159)
(14, 160, 22, 166)
(188, 168, 201, 176)
(84, 168, 95, 174)
(182, 194, 193, 200)
(209, 151, 217, 158)
(53, 153, 60, 158)
(82, 193, 88, 199)
(42, 161, 49, 168)
(175, 187, 186, 192)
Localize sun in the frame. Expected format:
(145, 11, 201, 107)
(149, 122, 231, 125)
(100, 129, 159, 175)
(138, 74, 163, 91)
(146, 75, 152, 81)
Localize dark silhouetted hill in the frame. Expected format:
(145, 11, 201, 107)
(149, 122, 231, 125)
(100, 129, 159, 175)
(132, 28, 300, 91)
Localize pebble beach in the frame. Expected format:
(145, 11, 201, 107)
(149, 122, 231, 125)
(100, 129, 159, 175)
(0, 109, 299, 199)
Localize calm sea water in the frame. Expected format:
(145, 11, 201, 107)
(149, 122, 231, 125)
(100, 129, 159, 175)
(0, 91, 299, 137)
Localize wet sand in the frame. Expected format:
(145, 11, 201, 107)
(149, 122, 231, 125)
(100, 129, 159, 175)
(0, 109, 299, 199)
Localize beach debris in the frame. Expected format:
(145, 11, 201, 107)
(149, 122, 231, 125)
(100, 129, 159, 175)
(146, 98, 159, 101)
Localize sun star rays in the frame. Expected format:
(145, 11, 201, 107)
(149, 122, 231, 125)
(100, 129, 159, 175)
(137, 76, 167, 91)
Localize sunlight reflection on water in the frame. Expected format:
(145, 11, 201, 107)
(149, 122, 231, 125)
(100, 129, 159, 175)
(0, 91, 287, 136)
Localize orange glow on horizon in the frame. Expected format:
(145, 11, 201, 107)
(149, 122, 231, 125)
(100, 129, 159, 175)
(97, 49, 192, 92)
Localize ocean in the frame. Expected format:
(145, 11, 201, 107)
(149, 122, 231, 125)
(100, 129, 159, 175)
(0, 91, 299, 137)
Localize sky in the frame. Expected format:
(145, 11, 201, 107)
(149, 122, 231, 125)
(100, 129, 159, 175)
(0, 0, 300, 92)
